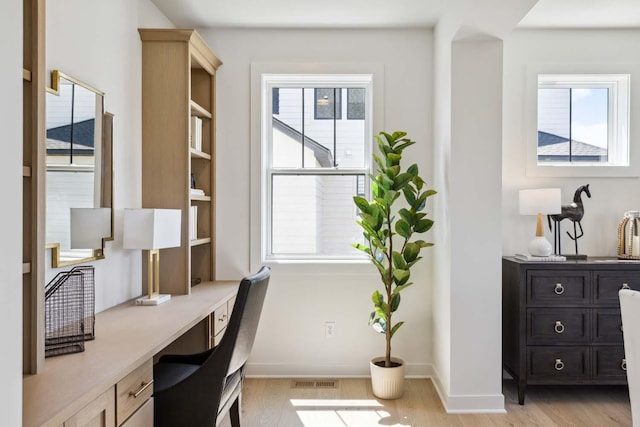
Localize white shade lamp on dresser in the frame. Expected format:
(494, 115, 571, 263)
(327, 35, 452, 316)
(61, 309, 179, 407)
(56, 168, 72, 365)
(123, 208, 181, 305)
(519, 188, 561, 256)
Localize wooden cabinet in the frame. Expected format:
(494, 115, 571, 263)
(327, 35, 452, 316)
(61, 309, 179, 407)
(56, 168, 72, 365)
(64, 388, 115, 427)
(116, 360, 153, 426)
(502, 257, 638, 404)
(139, 29, 222, 296)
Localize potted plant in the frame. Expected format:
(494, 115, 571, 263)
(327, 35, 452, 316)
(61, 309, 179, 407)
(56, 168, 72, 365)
(353, 131, 436, 399)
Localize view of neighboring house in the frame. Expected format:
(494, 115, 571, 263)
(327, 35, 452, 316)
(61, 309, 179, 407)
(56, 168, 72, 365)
(270, 87, 367, 257)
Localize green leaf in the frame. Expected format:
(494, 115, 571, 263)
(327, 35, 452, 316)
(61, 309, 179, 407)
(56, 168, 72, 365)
(395, 220, 411, 239)
(372, 290, 384, 307)
(407, 164, 419, 176)
(351, 243, 371, 255)
(371, 180, 381, 198)
(393, 268, 410, 286)
(393, 173, 412, 191)
(390, 131, 407, 141)
(387, 153, 401, 165)
(394, 140, 416, 153)
(413, 192, 429, 212)
(390, 293, 401, 312)
(392, 282, 413, 295)
(369, 311, 376, 325)
(404, 242, 420, 262)
(374, 306, 388, 321)
(403, 187, 416, 206)
(385, 165, 400, 179)
(414, 240, 434, 248)
(353, 196, 370, 214)
(392, 251, 406, 269)
(415, 218, 434, 233)
(390, 321, 404, 338)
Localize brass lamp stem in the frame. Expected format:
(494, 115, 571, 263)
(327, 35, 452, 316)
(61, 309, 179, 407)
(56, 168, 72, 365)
(147, 249, 160, 299)
(535, 213, 544, 237)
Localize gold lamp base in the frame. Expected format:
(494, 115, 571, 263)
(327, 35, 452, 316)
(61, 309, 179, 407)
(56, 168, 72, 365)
(136, 249, 171, 306)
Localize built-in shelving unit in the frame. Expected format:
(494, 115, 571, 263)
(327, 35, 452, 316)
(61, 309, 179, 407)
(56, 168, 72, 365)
(139, 29, 221, 296)
(23, 0, 46, 375)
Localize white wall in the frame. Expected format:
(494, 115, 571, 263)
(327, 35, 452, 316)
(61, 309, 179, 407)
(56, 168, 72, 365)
(201, 28, 434, 376)
(45, 0, 174, 312)
(503, 29, 640, 258)
(0, 0, 23, 423)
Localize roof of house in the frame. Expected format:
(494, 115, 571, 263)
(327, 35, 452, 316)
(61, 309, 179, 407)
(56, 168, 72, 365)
(272, 116, 334, 167)
(537, 131, 607, 157)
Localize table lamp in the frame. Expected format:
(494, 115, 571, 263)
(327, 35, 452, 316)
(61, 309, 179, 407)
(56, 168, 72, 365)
(123, 208, 181, 305)
(70, 207, 111, 251)
(519, 188, 561, 256)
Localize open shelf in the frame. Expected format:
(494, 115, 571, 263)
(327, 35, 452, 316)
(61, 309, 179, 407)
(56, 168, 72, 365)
(190, 195, 211, 202)
(190, 100, 212, 119)
(190, 237, 212, 247)
(190, 148, 211, 160)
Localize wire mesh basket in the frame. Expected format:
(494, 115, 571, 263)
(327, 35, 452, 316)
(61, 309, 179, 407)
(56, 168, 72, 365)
(44, 266, 95, 357)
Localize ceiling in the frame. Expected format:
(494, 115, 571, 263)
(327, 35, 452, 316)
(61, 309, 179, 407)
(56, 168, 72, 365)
(150, 0, 640, 29)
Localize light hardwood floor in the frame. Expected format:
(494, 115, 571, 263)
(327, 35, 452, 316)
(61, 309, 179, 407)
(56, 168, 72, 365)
(219, 378, 632, 427)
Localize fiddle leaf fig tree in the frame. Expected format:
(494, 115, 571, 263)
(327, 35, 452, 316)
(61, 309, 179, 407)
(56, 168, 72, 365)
(353, 131, 436, 368)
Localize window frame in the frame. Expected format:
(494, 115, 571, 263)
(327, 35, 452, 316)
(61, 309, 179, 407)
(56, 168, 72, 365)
(525, 63, 636, 178)
(262, 74, 374, 262)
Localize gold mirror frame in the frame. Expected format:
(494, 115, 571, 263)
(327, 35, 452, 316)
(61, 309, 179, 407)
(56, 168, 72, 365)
(45, 70, 114, 267)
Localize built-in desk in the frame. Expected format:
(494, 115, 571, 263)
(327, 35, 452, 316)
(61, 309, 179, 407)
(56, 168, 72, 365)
(23, 281, 238, 427)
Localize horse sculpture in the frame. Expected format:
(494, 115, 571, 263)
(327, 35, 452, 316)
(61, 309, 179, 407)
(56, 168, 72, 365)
(547, 184, 591, 256)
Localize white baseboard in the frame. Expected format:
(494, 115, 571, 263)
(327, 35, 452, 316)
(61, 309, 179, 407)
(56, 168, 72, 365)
(431, 367, 506, 413)
(245, 362, 434, 378)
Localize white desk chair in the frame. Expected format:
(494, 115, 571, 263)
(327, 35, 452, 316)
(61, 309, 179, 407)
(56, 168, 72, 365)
(620, 289, 640, 427)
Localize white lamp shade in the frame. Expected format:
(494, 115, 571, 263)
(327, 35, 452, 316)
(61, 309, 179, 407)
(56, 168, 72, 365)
(70, 208, 111, 249)
(519, 188, 561, 215)
(123, 208, 181, 250)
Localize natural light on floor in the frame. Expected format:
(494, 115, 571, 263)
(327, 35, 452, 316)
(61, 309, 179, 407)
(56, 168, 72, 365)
(289, 399, 412, 426)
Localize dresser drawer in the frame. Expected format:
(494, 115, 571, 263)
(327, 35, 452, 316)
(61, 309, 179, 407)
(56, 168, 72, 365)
(594, 271, 640, 305)
(528, 309, 590, 344)
(593, 309, 624, 343)
(593, 346, 627, 381)
(116, 359, 153, 426)
(527, 271, 590, 305)
(528, 346, 590, 380)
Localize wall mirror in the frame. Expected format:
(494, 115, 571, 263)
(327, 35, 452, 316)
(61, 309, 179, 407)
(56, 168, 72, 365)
(45, 70, 113, 267)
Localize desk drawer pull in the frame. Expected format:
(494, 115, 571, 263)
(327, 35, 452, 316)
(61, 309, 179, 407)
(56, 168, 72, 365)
(218, 313, 227, 322)
(621, 283, 631, 290)
(554, 283, 565, 295)
(554, 321, 565, 334)
(129, 379, 154, 398)
(555, 359, 564, 371)
(622, 359, 627, 371)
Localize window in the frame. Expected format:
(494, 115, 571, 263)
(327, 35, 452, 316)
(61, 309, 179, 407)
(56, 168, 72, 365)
(347, 88, 365, 120)
(537, 74, 630, 167)
(263, 75, 372, 260)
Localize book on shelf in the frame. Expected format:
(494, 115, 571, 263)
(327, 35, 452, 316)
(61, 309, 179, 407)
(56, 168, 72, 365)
(190, 206, 198, 241)
(190, 188, 205, 197)
(514, 253, 566, 262)
(190, 116, 202, 151)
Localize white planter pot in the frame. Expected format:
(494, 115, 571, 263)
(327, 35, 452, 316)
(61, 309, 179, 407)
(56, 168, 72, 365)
(370, 356, 405, 399)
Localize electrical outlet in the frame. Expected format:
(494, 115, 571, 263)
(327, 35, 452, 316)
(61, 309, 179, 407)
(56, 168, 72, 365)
(325, 321, 336, 338)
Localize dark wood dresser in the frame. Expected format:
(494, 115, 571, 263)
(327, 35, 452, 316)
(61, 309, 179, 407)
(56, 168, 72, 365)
(502, 257, 640, 404)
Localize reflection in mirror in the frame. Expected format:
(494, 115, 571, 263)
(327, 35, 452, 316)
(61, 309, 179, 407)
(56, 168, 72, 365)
(46, 71, 113, 267)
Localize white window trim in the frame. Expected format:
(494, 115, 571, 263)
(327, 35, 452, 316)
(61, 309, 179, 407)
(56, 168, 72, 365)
(249, 62, 384, 269)
(526, 63, 637, 178)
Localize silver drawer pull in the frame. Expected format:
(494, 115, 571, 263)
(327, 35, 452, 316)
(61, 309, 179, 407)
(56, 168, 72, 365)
(554, 283, 565, 295)
(554, 321, 565, 334)
(622, 283, 631, 290)
(555, 359, 565, 371)
(129, 379, 154, 398)
(622, 359, 627, 371)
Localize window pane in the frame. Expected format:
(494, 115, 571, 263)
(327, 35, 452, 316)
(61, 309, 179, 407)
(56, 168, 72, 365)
(314, 88, 342, 120)
(347, 88, 365, 120)
(571, 88, 608, 162)
(272, 87, 303, 168)
(538, 88, 570, 163)
(271, 174, 366, 256)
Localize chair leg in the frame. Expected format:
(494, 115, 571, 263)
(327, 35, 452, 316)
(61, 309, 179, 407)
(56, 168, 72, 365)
(230, 394, 241, 427)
